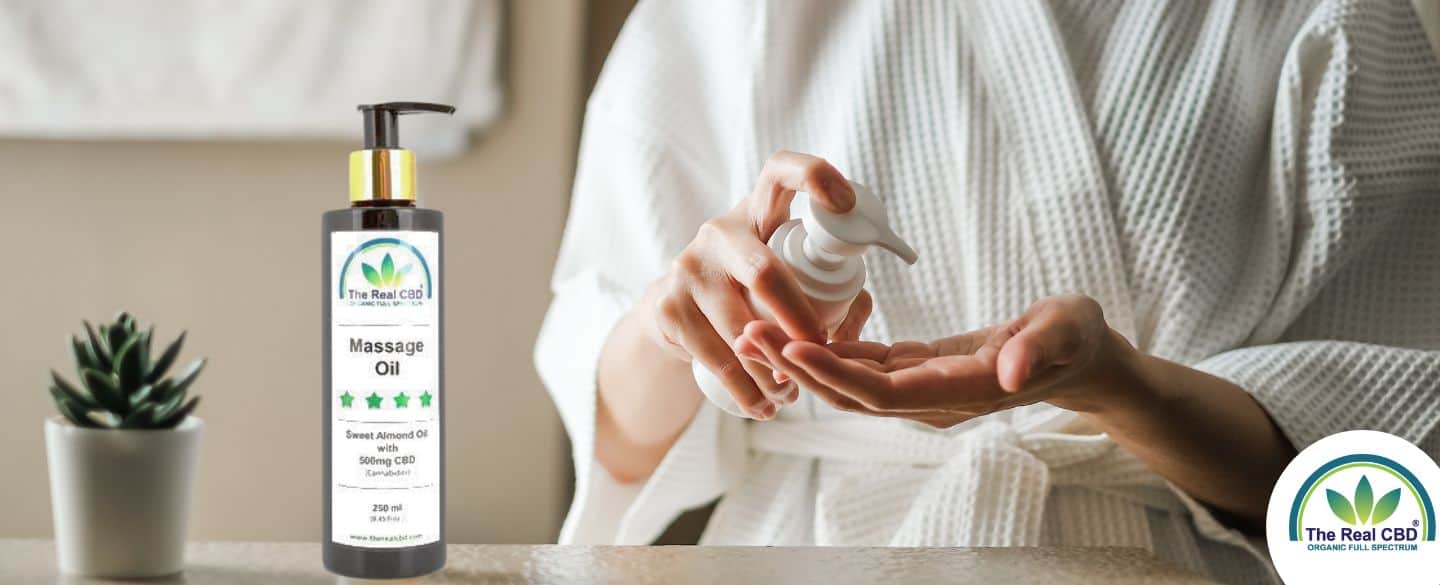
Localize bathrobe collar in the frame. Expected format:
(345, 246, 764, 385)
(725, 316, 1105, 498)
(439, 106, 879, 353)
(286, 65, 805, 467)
(961, 0, 1138, 343)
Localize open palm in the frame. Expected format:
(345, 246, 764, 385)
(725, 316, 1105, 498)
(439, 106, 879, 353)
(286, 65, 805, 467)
(735, 295, 1137, 428)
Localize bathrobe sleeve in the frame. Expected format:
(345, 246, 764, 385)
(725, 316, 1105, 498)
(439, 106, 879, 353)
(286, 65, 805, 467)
(1193, 0, 1440, 454)
(533, 1, 757, 544)
(1179, 0, 1440, 553)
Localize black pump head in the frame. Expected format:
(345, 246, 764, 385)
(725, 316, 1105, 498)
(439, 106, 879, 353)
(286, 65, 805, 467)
(357, 102, 457, 149)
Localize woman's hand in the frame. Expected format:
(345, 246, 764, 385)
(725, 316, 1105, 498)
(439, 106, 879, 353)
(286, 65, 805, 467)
(595, 150, 873, 482)
(637, 151, 866, 419)
(734, 294, 1142, 427)
(736, 293, 1296, 529)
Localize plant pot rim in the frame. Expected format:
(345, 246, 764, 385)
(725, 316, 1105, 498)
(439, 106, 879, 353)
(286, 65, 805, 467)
(45, 414, 203, 435)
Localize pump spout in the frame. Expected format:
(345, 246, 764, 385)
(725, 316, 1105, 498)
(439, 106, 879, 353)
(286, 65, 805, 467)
(874, 225, 919, 265)
(357, 102, 457, 150)
(796, 181, 919, 265)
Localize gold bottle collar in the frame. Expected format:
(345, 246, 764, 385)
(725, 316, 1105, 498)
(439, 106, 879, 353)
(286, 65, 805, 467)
(349, 149, 416, 202)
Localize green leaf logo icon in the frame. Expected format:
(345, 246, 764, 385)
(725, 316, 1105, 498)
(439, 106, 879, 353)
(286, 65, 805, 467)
(1372, 488, 1402, 525)
(1325, 475, 1403, 526)
(362, 261, 384, 287)
(1328, 488, 1357, 525)
(359, 253, 413, 288)
(381, 253, 395, 285)
(1355, 475, 1374, 524)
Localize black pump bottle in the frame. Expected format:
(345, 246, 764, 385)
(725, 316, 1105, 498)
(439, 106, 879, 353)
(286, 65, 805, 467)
(322, 102, 451, 578)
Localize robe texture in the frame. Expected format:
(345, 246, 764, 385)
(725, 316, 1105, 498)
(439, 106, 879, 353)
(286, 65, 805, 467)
(535, 1, 1440, 582)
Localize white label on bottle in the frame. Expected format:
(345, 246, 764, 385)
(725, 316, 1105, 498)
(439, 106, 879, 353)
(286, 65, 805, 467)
(330, 231, 439, 548)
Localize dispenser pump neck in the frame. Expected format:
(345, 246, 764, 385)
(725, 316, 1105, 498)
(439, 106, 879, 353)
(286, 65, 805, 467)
(350, 102, 456, 204)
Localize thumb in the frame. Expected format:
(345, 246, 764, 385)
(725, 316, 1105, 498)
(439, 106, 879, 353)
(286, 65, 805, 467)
(993, 309, 1086, 393)
(995, 328, 1045, 393)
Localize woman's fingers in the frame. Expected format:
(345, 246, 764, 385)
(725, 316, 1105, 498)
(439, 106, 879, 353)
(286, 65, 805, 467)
(745, 321, 998, 416)
(712, 232, 824, 342)
(736, 355, 797, 405)
(832, 289, 872, 341)
(689, 277, 790, 399)
(781, 341, 909, 411)
(686, 273, 760, 346)
(748, 151, 856, 237)
(786, 341, 960, 414)
(732, 336, 794, 403)
(931, 327, 1000, 357)
(787, 340, 1002, 413)
(660, 296, 773, 419)
(741, 322, 867, 412)
(824, 340, 892, 361)
(740, 323, 812, 387)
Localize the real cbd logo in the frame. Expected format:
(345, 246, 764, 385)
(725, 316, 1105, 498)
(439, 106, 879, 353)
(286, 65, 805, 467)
(1313, 475, 1417, 542)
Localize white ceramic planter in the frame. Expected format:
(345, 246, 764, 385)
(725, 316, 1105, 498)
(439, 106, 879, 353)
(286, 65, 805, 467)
(44, 415, 203, 578)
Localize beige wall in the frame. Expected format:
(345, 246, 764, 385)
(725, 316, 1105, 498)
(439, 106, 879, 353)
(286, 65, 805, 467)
(0, 1, 583, 544)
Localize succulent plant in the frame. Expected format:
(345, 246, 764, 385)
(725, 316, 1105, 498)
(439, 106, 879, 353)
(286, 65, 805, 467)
(49, 312, 204, 429)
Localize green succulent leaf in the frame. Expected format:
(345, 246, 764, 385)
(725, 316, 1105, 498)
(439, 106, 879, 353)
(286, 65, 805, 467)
(153, 386, 187, 420)
(52, 395, 96, 427)
(1355, 476, 1374, 524)
(381, 253, 396, 285)
(104, 324, 128, 357)
(112, 334, 146, 394)
(128, 384, 155, 408)
(51, 371, 97, 408)
(86, 410, 120, 428)
(70, 336, 98, 370)
(150, 379, 178, 404)
(362, 262, 383, 287)
(116, 312, 134, 335)
(138, 326, 153, 373)
(80, 368, 127, 415)
(148, 331, 186, 383)
(83, 321, 111, 367)
(1371, 488, 1402, 525)
(119, 403, 159, 429)
(1327, 489, 1357, 525)
(153, 396, 200, 429)
(167, 358, 207, 399)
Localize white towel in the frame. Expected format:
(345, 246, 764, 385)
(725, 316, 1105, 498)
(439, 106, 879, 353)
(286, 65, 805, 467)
(0, 0, 503, 157)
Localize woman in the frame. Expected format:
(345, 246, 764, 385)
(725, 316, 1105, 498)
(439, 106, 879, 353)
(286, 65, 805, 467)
(536, 1, 1440, 582)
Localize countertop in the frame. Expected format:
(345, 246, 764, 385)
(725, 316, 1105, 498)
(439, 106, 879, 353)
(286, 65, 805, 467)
(0, 539, 1215, 584)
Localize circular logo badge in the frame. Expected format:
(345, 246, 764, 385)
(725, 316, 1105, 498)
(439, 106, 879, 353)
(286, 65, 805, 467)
(1266, 430, 1440, 584)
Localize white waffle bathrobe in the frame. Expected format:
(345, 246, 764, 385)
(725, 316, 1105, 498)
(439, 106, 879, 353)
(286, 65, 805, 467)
(535, 1, 1440, 583)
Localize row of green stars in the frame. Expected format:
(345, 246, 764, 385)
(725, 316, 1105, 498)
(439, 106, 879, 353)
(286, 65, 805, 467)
(338, 390, 434, 409)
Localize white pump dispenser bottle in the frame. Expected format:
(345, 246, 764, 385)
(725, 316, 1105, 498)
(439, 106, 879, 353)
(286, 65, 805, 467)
(692, 181, 919, 418)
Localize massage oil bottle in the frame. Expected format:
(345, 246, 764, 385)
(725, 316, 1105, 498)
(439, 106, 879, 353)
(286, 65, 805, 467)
(322, 102, 451, 578)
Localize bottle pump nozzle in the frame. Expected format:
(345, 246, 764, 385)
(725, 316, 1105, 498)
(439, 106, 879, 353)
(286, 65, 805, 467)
(771, 181, 917, 304)
(358, 102, 457, 149)
(350, 102, 456, 203)
(796, 182, 919, 266)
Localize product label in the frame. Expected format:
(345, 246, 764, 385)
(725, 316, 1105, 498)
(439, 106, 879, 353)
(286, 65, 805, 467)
(330, 231, 439, 548)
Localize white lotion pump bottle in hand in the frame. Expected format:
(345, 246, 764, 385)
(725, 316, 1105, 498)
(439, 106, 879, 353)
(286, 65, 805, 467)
(692, 181, 919, 418)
